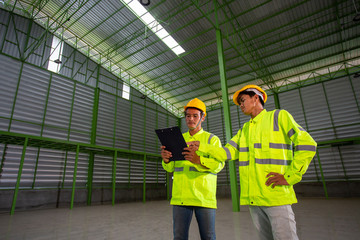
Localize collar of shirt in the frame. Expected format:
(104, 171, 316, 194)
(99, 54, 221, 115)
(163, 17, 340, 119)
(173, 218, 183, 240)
(250, 109, 267, 124)
(185, 128, 204, 140)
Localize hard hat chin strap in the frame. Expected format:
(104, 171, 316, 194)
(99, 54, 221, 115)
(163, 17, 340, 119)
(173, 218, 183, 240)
(189, 112, 203, 130)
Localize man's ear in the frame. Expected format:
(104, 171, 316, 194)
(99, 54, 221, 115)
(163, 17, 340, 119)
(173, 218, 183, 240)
(201, 114, 205, 122)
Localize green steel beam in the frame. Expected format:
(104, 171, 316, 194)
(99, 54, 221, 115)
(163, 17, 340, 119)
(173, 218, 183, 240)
(143, 154, 146, 203)
(337, 146, 348, 180)
(321, 82, 337, 138)
(172, 46, 360, 106)
(128, 99, 133, 188)
(112, 150, 117, 205)
(8, 61, 24, 131)
(156, 7, 357, 99)
(273, 92, 280, 109)
(214, 0, 239, 212)
(0, 9, 12, 53)
(87, 87, 100, 205)
(147, 0, 342, 90)
(159, 32, 357, 101)
(61, 151, 69, 189)
(23, 0, 86, 61)
(315, 149, 328, 199)
(10, 137, 28, 215)
(297, 87, 320, 180)
(70, 144, 80, 209)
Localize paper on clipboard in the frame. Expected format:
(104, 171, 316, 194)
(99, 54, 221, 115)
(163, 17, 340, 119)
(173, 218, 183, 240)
(155, 126, 187, 161)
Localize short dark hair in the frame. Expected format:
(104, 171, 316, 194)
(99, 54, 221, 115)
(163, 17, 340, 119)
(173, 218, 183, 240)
(184, 107, 203, 116)
(238, 91, 265, 107)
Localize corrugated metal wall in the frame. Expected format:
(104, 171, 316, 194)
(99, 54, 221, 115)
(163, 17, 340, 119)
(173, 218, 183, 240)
(0, 10, 176, 194)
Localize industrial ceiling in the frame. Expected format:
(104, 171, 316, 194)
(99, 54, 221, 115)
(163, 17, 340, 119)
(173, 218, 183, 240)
(1, 0, 360, 117)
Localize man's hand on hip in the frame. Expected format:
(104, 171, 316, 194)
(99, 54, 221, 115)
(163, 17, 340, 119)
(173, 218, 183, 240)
(265, 172, 289, 188)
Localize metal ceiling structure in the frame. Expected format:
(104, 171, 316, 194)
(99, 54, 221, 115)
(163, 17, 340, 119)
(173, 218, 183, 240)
(1, 0, 360, 117)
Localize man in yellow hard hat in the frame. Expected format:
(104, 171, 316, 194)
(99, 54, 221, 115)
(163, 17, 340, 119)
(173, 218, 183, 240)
(186, 85, 317, 240)
(161, 98, 224, 240)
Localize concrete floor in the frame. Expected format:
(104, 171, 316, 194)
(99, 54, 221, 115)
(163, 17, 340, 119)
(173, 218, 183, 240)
(0, 198, 359, 240)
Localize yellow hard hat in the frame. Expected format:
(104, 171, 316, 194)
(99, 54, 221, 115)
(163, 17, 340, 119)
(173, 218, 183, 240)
(184, 98, 207, 116)
(233, 84, 267, 105)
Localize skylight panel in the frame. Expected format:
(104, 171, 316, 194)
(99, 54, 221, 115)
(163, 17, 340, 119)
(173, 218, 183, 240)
(121, 0, 185, 56)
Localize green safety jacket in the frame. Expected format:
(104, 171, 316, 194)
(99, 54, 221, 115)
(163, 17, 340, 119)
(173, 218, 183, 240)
(198, 109, 317, 206)
(162, 128, 225, 209)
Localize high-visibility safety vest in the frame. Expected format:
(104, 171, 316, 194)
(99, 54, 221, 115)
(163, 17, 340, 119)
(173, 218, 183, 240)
(162, 128, 225, 209)
(198, 109, 317, 206)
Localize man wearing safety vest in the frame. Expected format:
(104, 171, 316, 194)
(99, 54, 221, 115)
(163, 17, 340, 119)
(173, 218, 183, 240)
(161, 98, 225, 240)
(185, 85, 317, 240)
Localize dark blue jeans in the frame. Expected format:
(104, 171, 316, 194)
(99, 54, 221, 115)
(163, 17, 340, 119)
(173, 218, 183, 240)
(173, 205, 216, 240)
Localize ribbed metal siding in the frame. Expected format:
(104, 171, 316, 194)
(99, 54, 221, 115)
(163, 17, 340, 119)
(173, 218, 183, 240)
(131, 103, 145, 152)
(279, 90, 307, 128)
(58, 42, 75, 79)
(96, 91, 116, 147)
(43, 74, 74, 140)
(207, 108, 225, 143)
(145, 107, 157, 154)
(2, 14, 26, 59)
(115, 97, 131, 149)
(69, 83, 93, 143)
(0, 54, 21, 131)
(61, 151, 89, 188)
(25, 22, 52, 68)
(10, 64, 50, 135)
(0, 145, 32, 189)
(116, 157, 130, 184)
(324, 77, 360, 138)
(129, 159, 144, 184)
(279, 90, 317, 180)
(92, 155, 112, 187)
(300, 84, 335, 141)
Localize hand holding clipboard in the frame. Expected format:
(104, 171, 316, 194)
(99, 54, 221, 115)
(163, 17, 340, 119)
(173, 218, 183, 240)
(155, 126, 187, 161)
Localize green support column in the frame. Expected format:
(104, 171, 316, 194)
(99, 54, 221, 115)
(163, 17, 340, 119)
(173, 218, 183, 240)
(10, 137, 28, 215)
(273, 92, 280, 109)
(70, 144, 80, 209)
(143, 154, 146, 203)
(87, 87, 100, 205)
(316, 149, 328, 199)
(112, 150, 117, 206)
(166, 113, 170, 201)
(214, 0, 239, 212)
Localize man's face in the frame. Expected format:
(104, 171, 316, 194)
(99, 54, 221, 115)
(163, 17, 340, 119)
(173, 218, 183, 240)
(185, 108, 203, 129)
(238, 94, 257, 115)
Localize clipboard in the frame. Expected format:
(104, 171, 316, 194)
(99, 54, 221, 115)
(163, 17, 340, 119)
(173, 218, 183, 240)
(155, 126, 187, 161)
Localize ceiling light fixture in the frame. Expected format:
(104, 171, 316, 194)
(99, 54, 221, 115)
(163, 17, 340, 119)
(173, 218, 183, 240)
(121, 0, 185, 56)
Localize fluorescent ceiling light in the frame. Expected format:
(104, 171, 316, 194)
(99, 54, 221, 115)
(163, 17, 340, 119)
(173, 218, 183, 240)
(122, 0, 185, 55)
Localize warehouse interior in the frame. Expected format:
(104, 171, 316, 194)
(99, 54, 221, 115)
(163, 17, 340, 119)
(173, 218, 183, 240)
(0, 0, 359, 239)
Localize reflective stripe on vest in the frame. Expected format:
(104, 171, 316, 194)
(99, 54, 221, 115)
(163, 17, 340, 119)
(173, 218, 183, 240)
(229, 140, 249, 152)
(253, 143, 292, 150)
(208, 134, 215, 144)
(295, 145, 316, 151)
(273, 109, 280, 131)
(238, 160, 249, 166)
(255, 158, 292, 165)
(174, 167, 183, 172)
